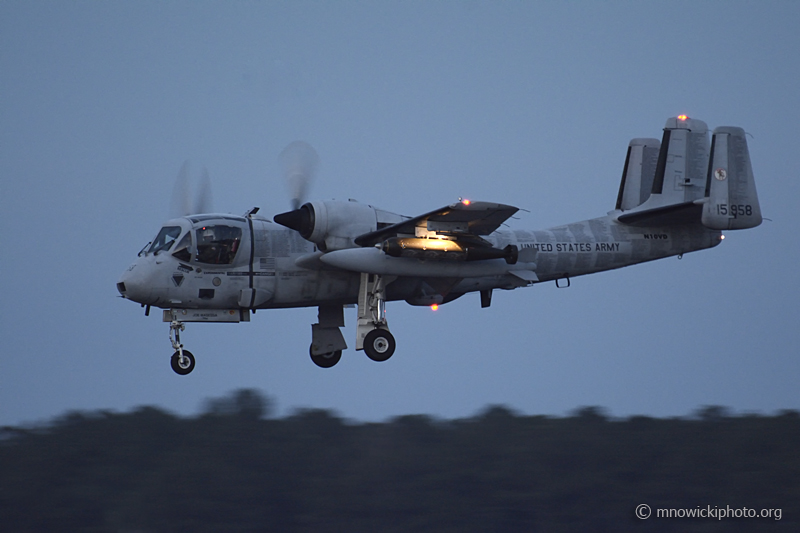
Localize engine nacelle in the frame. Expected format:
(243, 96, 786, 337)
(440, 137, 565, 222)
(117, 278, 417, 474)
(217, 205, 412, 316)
(274, 200, 378, 251)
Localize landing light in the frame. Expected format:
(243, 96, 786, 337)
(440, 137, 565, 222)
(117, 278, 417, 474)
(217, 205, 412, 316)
(720, 234, 725, 240)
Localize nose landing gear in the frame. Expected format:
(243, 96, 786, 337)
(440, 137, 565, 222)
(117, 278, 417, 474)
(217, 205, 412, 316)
(161, 308, 249, 375)
(169, 318, 195, 375)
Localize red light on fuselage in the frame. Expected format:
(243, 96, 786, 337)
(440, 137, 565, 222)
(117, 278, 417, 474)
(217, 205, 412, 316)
(431, 304, 439, 311)
(677, 115, 688, 121)
(461, 199, 471, 205)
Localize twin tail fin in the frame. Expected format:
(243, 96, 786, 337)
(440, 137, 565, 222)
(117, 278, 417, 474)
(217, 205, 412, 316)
(615, 116, 761, 230)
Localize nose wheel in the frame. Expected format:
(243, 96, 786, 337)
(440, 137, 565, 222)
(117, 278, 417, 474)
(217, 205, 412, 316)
(171, 350, 195, 375)
(169, 318, 195, 375)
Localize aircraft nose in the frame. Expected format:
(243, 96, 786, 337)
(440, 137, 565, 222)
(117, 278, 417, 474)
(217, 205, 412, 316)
(117, 261, 153, 304)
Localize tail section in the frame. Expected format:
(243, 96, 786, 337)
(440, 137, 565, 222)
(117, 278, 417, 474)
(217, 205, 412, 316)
(616, 116, 761, 231)
(701, 127, 762, 230)
(649, 116, 710, 206)
(615, 138, 661, 211)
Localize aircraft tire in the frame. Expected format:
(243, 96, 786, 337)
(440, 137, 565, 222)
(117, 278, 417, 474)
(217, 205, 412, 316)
(171, 350, 195, 375)
(364, 329, 395, 362)
(310, 347, 342, 368)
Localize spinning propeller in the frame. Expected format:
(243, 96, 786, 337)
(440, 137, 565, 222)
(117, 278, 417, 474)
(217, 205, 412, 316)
(169, 161, 214, 218)
(279, 140, 319, 210)
(274, 141, 321, 235)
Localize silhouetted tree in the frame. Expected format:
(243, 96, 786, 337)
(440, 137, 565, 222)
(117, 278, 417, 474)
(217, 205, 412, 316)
(1, 389, 798, 532)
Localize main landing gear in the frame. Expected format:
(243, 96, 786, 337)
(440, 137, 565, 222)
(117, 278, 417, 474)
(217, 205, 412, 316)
(169, 318, 195, 375)
(363, 328, 395, 362)
(309, 305, 348, 368)
(307, 273, 397, 368)
(356, 273, 396, 362)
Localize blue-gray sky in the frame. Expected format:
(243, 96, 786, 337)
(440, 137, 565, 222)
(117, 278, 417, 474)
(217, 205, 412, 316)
(2, 1, 799, 426)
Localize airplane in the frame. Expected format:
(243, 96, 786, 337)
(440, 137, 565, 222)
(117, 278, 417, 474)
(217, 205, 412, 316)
(117, 116, 762, 375)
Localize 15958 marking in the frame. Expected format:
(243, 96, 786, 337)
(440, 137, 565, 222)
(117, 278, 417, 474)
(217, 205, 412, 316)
(716, 204, 752, 218)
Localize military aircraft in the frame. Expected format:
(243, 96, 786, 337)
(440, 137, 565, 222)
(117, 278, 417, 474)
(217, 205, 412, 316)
(117, 117, 761, 374)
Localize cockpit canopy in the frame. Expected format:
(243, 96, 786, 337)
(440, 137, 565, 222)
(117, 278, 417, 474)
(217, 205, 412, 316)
(143, 219, 243, 265)
(194, 224, 242, 264)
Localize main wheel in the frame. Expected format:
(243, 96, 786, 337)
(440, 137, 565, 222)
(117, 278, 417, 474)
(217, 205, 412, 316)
(171, 350, 195, 375)
(310, 347, 342, 368)
(364, 329, 395, 362)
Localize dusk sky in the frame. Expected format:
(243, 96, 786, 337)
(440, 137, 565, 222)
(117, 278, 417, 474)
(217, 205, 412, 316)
(2, 1, 799, 427)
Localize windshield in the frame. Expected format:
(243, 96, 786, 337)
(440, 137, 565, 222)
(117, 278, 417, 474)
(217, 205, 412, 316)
(195, 225, 242, 264)
(148, 226, 182, 254)
(171, 232, 193, 262)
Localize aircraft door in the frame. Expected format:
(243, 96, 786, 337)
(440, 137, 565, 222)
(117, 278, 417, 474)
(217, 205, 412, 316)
(237, 219, 276, 308)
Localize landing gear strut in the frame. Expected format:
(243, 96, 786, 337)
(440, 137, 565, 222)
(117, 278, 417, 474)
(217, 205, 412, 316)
(169, 318, 195, 375)
(357, 273, 397, 362)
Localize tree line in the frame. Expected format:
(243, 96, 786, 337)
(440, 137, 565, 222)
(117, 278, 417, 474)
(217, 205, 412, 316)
(1, 389, 797, 532)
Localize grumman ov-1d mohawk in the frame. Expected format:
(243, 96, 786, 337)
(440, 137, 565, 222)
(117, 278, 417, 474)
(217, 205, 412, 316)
(118, 117, 762, 374)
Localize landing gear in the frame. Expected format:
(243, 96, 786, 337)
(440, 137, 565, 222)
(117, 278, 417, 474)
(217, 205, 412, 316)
(309, 305, 348, 368)
(363, 328, 395, 362)
(169, 317, 195, 375)
(356, 273, 397, 362)
(307, 285, 398, 366)
(171, 350, 195, 375)
(310, 347, 342, 368)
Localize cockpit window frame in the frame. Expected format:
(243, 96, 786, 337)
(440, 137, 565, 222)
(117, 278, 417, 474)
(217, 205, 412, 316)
(148, 226, 182, 255)
(171, 231, 193, 262)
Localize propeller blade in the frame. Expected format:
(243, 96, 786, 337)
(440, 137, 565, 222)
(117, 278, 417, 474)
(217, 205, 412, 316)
(195, 166, 214, 214)
(169, 160, 193, 218)
(280, 141, 319, 210)
(169, 161, 214, 217)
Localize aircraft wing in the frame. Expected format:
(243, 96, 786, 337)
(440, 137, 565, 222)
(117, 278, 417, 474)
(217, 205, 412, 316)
(354, 201, 518, 246)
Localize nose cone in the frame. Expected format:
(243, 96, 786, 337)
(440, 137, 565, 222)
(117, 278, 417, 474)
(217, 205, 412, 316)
(117, 260, 154, 305)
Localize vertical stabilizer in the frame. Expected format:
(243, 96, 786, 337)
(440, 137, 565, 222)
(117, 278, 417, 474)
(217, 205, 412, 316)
(649, 116, 710, 207)
(701, 127, 762, 230)
(616, 138, 661, 211)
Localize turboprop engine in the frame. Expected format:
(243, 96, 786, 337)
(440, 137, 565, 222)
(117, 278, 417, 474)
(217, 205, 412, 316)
(274, 199, 379, 251)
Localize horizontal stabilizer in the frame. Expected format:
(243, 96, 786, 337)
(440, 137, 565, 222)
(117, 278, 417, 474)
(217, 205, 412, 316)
(617, 201, 702, 227)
